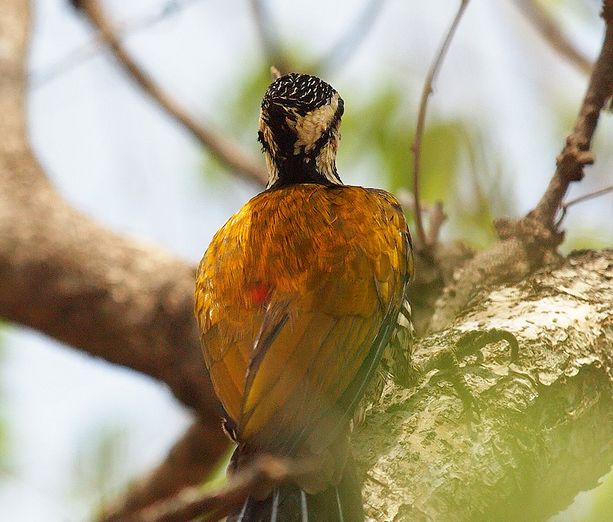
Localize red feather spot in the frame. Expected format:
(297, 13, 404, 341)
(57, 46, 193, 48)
(249, 283, 270, 305)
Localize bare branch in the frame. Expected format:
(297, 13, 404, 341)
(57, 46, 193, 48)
(563, 183, 613, 209)
(99, 421, 229, 521)
(426, 201, 447, 246)
(527, 1, 613, 228)
(270, 65, 282, 80)
(411, 0, 470, 251)
(75, 0, 267, 186)
(126, 455, 317, 522)
(512, 0, 592, 76)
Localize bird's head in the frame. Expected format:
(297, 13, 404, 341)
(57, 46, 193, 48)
(258, 73, 344, 189)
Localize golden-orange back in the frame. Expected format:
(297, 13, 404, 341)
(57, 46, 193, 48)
(195, 183, 412, 452)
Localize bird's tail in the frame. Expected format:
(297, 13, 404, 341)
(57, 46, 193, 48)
(227, 457, 364, 522)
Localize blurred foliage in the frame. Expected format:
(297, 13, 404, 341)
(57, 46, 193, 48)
(340, 86, 464, 201)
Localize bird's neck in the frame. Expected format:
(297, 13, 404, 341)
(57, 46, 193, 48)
(265, 146, 341, 189)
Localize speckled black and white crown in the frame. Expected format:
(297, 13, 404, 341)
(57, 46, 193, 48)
(262, 73, 339, 115)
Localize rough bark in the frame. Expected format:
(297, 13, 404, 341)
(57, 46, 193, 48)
(355, 249, 613, 521)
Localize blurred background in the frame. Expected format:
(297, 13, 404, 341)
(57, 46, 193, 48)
(1, 0, 612, 520)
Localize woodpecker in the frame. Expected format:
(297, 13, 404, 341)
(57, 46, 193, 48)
(195, 73, 413, 521)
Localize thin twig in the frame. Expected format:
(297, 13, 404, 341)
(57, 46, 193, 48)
(527, 1, 613, 228)
(512, 0, 592, 76)
(76, 0, 268, 186)
(427, 201, 447, 246)
(250, 0, 290, 74)
(127, 455, 317, 522)
(411, 0, 471, 251)
(556, 184, 613, 227)
(270, 65, 282, 80)
(563, 183, 613, 208)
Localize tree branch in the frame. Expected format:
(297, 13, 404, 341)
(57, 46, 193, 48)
(357, 249, 613, 520)
(527, 1, 613, 228)
(0, 0, 229, 484)
(556, 183, 613, 227)
(99, 421, 229, 521)
(411, 0, 470, 251)
(426, 201, 447, 247)
(430, 1, 613, 331)
(512, 0, 593, 76)
(126, 455, 317, 522)
(32, 0, 205, 88)
(113, 250, 613, 521)
(74, 0, 267, 186)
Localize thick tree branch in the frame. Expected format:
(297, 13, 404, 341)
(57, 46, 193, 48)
(357, 249, 613, 520)
(74, 0, 267, 186)
(109, 250, 613, 522)
(0, 0, 229, 487)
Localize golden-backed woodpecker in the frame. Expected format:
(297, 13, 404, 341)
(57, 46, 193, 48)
(195, 73, 413, 521)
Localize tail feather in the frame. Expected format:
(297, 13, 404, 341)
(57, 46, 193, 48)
(335, 486, 345, 522)
(226, 459, 363, 522)
(300, 490, 308, 521)
(271, 488, 280, 521)
(235, 497, 249, 522)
